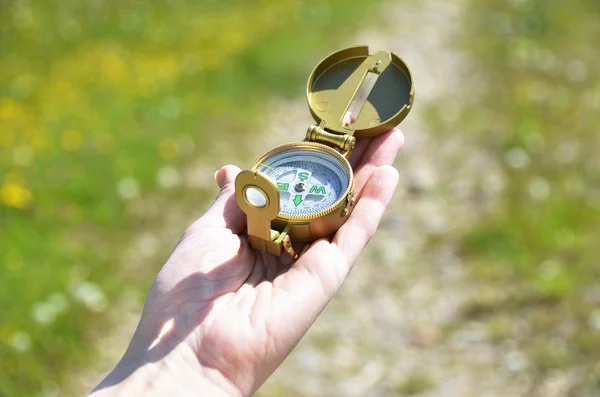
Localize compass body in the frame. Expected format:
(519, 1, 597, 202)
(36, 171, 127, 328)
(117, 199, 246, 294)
(234, 46, 414, 258)
(252, 142, 354, 242)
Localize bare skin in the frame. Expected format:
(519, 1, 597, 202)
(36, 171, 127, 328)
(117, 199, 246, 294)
(90, 128, 405, 397)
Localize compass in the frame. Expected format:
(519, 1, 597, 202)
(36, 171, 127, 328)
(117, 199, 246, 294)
(235, 46, 415, 258)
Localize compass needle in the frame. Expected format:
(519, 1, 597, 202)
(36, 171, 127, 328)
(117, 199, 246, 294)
(257, 162, 274, 170)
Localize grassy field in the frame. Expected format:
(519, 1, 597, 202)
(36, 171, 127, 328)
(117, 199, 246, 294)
(0, 1, 380, 395)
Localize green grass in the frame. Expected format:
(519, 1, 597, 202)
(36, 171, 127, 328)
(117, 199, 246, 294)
(0, 1, 382, 395)
(431, 0, 600, 392)
(392, 373, 434, 396)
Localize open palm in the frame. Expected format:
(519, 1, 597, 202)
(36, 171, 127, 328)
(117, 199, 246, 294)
(97, 128, 404, 397)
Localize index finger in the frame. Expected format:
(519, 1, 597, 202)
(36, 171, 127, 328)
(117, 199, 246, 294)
(333, 165, 400, 264)
(352, 128, 404, 200)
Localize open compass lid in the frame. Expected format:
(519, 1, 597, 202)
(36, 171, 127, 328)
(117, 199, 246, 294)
(306, 46, 415, 139)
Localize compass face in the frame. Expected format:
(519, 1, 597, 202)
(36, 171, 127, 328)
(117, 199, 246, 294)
(255, 147, 350, 217)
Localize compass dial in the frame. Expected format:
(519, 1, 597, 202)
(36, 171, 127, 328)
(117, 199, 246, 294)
(255, 146, 351, 217)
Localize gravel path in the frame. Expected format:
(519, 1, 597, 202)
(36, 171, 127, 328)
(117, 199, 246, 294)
(256, 1, 523, 396)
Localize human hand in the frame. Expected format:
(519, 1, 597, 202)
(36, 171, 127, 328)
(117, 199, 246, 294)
(90, 128, 405, 397)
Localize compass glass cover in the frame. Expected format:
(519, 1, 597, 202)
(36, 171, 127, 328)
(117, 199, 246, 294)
(255, 148, 350, 217)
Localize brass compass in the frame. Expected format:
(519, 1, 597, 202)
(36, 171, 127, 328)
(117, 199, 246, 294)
(235, 46, 415, 258)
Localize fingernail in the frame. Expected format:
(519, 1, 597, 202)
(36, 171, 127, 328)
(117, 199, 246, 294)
(214, 170, 219, 181)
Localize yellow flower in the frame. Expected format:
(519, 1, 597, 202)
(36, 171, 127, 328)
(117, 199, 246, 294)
(0, 128, 14, 147)
(0, 97, 26, 121)
(0, 324, 17, 345)
(101, 51, 127, 83)
(1, 182, 33, 209)
(30, 129, 53, 152)
(61, 130, 83, 151)
(157, 138, 179, 160)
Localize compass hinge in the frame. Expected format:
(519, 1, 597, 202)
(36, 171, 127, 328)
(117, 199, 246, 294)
(306, 125, 356, 156)
(248, 226, 297, 259)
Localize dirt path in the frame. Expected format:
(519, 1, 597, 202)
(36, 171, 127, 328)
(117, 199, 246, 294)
(256, 1, 527, 396)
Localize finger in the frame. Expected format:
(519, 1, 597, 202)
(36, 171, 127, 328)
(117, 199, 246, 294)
(215, 164, 239, 190)
(186, 165, 247, 235)
(334, 165, 399, 264)
(352, 128, 404, 200)
(341, 112, 371, 169)
(348, 138, 371, 168)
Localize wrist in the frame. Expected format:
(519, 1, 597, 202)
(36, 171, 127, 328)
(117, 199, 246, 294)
(90, 345, 243, 397)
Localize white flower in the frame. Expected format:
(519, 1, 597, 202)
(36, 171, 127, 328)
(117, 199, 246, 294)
(10, 331, 31, 352)
(117, 177, 139, 200)
(71, 282, 108, 312)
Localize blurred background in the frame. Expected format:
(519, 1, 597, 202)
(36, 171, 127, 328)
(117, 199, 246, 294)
(1, 0, 599, 396)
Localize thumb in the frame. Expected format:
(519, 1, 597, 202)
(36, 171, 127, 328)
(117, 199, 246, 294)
(187, 165, 247, 234)
(215, 164, 240, 190)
